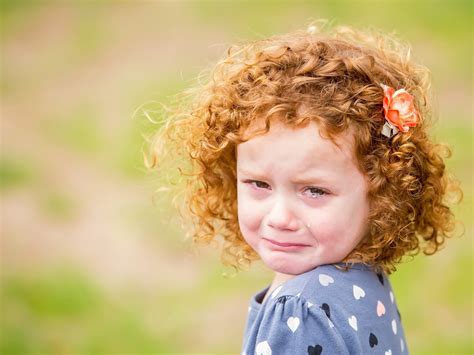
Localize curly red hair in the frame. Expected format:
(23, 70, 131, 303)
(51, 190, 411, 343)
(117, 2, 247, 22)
(146, 22, 462, 274)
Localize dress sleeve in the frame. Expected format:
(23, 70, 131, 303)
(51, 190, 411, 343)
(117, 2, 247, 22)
(251, 295, 349, 355)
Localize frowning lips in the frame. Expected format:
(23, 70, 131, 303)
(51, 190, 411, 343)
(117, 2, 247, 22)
(262, 238, 310, 247)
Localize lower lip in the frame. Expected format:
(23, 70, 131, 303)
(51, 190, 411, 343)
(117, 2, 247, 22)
(263, 238, 309, 250)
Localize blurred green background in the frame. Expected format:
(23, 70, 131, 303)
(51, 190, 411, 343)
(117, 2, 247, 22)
(1, 1, 472, 354)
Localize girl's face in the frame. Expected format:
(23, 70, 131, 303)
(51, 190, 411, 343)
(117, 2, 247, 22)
(236, 119, 370, 276)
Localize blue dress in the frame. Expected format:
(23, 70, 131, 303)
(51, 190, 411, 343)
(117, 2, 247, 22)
(241, 263, 408, 355)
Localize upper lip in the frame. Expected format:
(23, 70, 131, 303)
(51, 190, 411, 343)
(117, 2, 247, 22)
(263, 237, 309, 247)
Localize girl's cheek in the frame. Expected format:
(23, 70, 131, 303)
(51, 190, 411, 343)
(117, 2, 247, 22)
(238, 206, 262, 230)
(237, 196, 264, 231)
(308, 217, 335, 241)
(237, 210, 262, 248)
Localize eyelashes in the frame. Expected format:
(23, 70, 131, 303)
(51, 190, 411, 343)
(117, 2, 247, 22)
(304, 186, 327, 198)
(248, 180, 270, 189)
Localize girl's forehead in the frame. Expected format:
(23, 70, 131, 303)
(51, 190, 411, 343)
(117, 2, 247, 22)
(237, 118, 358, 170)
(240, 117, 356, 153)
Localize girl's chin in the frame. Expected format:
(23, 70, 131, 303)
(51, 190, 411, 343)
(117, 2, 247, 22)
(261, 253, 318, 275)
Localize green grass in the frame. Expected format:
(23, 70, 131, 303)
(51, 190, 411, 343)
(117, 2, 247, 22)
(37, 190, 78, 221)
(0, 259, 267, 354)
(0, 266, 176, 354)
(108, 119, 150, 179)
(392, 240, 473, 354)
(41, 105, 103, 156)
(0, 157, 36, 190)
(107, 71, 198, 179)
(2, 267, 101, 317)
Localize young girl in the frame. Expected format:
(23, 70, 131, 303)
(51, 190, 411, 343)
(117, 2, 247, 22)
(147, 22, 461, 354)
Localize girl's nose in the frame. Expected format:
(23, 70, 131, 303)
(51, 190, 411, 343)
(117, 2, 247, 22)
(266, 198, 299, 231)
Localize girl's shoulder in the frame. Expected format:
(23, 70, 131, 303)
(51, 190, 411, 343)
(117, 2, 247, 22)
(267, 262, 391, 305)
(257, 262, 402, 340)
(244, 264, 407, 354)
(253, 262, 399, 332)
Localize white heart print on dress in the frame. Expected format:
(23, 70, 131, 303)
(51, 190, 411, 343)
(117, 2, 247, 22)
(318, 274, 334, 286)
(287, 316, 300, 333)
(353, 285, 366, 300)
(348, 315, 358, 331)
(392, 319, 397, 334)
(256, 341, 272, 355)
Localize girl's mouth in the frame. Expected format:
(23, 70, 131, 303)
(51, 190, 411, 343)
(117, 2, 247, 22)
(263, 238, 310, 249)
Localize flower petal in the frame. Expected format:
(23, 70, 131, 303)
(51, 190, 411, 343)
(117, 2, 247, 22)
(386, 110, 405, 131)
(380, 84, 419, 134)
(391, 89, 410, 98)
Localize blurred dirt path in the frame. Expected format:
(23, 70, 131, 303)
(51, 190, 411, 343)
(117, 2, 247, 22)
(1, 3, 230, 294)
(1, 109, 203, 293)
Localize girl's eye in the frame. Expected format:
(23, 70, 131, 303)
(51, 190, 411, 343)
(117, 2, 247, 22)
(249, 180, 270, 189)
(304, 187, 327, 199)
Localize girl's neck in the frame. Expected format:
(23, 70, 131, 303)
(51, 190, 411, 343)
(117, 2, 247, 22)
(262, 272, 296, 304)
(273, 271, 297, 286)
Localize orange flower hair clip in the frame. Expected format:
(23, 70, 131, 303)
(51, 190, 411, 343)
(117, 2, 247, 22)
(380, 83, 420, 138)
